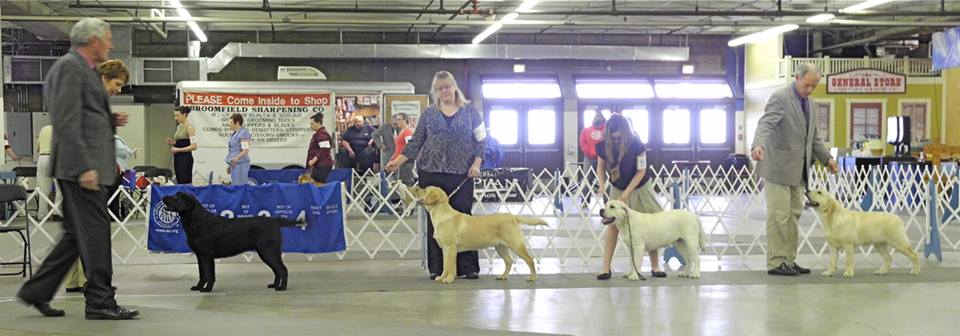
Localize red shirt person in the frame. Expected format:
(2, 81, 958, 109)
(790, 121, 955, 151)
(306, 113, 334, 182)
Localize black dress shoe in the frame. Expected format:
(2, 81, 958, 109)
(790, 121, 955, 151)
(429, 273, 439, 280)
(463, 272, 480, 280)
(17, 296, 65, 317)
(65, 287, 84, 293)
(651, 270, 667, 278)
(792, 263, 811, 274)
(767, 263, 799, 276)
(85, 305, 139, 320)
(596, 271, 612, 280)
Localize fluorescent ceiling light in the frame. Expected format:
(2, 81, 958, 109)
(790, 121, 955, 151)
(727, 24, 799, 47)
(806, 13, 836, 23)
(516, 0, 543, 13)
(472, 23, 503, 45)
(681, 64, 695, 74)
(840, 0, 897, 13)
(513, 64, 526, 73)
(169, 0, 208, 42)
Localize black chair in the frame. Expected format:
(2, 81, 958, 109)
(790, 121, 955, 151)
(0, 184, 31, 277)
(11, 166, 38, 215)
(145, 168, 173, 179)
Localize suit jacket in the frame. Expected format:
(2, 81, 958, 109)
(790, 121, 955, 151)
(44, 49, 116, 185)
(371, 124, 396, 163)
(751, 85, 832, 187)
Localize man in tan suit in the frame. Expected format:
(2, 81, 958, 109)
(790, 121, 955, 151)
(751, 63, 838, 276)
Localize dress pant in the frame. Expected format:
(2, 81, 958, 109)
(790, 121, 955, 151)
(17, 180, 117, 309)
(418, 171, 480, 276)
(764, 182, 804, 270)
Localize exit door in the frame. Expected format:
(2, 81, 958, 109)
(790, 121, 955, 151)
(486, 101, 563, 173)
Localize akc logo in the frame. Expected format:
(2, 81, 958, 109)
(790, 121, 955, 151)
(154, 204, 181, 229)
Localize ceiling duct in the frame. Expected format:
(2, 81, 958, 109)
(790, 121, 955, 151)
(205, 43, 689, 73)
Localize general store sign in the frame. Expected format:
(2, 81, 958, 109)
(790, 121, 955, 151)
(826, 69, 906, 94)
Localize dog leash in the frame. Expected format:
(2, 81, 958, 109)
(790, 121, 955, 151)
(447, 177, 471, 198)
(624, 215, 647, 281)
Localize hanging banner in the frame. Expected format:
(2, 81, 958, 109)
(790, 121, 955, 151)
(826, 69, 906, 94)
(147, 183, 346, 254)
(933, 27, 960, 71)
(180, 91, 333, 148)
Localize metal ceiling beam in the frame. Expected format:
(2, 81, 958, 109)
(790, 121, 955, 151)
(3, 16, 958, 29)
(65, 4, 960, 17)
(1, 0, 72, 39)
(812, 27, 929, 53)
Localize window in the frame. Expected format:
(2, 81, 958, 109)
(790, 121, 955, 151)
(850, 103, 882, 142)
(528, 108, 557, 145)
(482, 79, 562, 99)
(699, 108, 726, 144)
(815, 102, 832, 143)
(901, 102, 928, 142)
(575, 80, 655, 99)
(654, 80, 733, 99)
(663, 107, 691, 144)
(582, 107, 613, 126)
(488, 108, 519, 145)
(621, 108, 649, 144)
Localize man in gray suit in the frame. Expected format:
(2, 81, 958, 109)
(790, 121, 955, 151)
(17, 18, 139, 320)
(372, 115, 397, 172)
(751, 63, 839, 276)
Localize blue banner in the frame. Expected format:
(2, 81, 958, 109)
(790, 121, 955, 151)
(148, 183, 346, 254)
(248, 169, 305, 185)
(933, 28, 960, 71)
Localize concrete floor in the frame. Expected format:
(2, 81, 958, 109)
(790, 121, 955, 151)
(1, 253, 958, 336)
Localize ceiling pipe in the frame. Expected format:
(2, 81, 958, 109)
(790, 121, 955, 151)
(65, 4, 960, 17)
(811, 27, 928, 53)
(4, 15, 958, 28)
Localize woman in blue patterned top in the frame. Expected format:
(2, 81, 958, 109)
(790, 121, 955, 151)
(386, 70, 485, 280)
(226, 113, 252, 186)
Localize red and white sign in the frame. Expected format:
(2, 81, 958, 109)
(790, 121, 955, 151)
(826, 69, 906, 94)
(180, 91, 333, 148)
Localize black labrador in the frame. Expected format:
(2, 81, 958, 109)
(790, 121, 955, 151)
(161, 192, 302, 292)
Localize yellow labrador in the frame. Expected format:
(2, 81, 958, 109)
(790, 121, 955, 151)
(806, 189, 920, 277)
(405, 186, 547, 284)
(599, 200, 706, 280)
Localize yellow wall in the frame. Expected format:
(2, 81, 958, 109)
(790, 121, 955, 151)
(810, 82, 943, 148)
(944, 68, 960, 146)
(745, 36, 783, 83)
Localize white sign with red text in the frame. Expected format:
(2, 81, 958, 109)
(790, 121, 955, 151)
(181, 91, 333, 148)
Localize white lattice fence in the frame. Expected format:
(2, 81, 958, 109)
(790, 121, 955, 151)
(2, 164, 958, 269)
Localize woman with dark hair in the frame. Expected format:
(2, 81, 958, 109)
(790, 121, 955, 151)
(595, 114, 666, 280)
(385, 70, 484, 280)
(166, 106, 197, 184)
(306, 112, 334, 183)
(226, 113, 252, 186)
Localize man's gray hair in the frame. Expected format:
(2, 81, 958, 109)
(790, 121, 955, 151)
(70, 18, 110, 46)
(795, 63, 821, 78)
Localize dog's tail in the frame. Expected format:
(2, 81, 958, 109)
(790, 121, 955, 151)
(516, 216, 549, 226)
(697, 216, 707, 252)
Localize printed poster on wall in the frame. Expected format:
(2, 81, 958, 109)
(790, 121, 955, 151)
(385, 94, 429, 129)
(180, 91, 333, 148)
(933, 27, 960, 71)
(826, 69, 906, 94)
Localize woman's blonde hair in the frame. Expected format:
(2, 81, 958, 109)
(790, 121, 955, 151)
(430, 70, 470, 107)
(96, 59, 129, 84)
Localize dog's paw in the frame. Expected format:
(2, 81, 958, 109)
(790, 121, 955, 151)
(440, 277, 455, 284)
(688, 273, 700, 279)
(268, 284, 276, 288)
(199, 287, 213, 292)
(874, 269, 888, 275)
(627, 272, 640, 281)
(190, 285, 202, 291)
(274, 286, 287, 291)
(496, 275, 508, 280)
(526, 276, 536, 282)
(821, 271, 834, 277)
(842, 270, 855, 278)
(910, 268, 921, 276)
